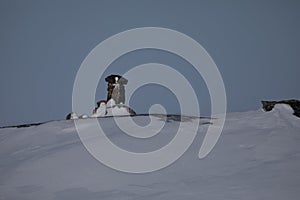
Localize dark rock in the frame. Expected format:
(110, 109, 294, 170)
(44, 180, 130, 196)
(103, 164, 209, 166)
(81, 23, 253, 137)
(126, 106, 136, 116)
(105, 75, 128, 84)
(66, 113, 72, 120)
(105, 74, 127, 104)
(261, 99, 300, 117)
(0, 122, 44, 129)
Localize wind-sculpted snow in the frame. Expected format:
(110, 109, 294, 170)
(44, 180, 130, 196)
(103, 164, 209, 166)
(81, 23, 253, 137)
(0, 106, 300, 200)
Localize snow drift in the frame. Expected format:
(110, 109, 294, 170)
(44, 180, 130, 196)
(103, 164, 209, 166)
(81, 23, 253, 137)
(0, 105, 300, 200)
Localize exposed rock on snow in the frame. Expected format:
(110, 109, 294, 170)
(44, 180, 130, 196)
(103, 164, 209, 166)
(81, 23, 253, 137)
(262, 99, 300, 117)
(91, 75, 135, 117)
(105, 74, 128, 104)
(66, 74, 135, 119)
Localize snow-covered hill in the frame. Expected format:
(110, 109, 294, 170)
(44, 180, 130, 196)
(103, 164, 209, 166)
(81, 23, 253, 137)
(0, 105, 300, 200)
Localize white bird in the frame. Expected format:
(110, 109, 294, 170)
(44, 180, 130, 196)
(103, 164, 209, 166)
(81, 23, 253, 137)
(91, 102, 107, 117)
(66, 112, 79, 120)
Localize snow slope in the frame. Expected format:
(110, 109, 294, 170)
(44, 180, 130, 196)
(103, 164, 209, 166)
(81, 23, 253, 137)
(0, 105, 300, 200)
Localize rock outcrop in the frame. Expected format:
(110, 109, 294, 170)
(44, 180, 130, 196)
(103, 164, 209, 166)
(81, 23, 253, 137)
(262, 99, 300, 117)
(105, 74, 128, 104)
(66, 74, 135, 119)
(92, 74, 135, 117)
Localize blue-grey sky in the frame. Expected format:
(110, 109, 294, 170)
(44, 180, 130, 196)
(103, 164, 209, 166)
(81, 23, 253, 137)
(0, 0, 299, 127)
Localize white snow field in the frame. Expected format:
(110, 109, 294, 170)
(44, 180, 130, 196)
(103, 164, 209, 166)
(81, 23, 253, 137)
(0, 104, 300, 200)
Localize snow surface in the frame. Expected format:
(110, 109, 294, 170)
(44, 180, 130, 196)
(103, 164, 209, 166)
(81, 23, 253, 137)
(0, 105, 300, 200)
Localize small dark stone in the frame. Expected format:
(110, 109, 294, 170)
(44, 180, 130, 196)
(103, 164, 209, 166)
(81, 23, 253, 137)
(66, 113, 72, 120)
(127, 106, 136, 116)
(261, 99, 300, 118)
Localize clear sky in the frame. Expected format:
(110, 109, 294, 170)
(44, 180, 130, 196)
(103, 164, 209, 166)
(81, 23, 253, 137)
(0, 0, 299, 127)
